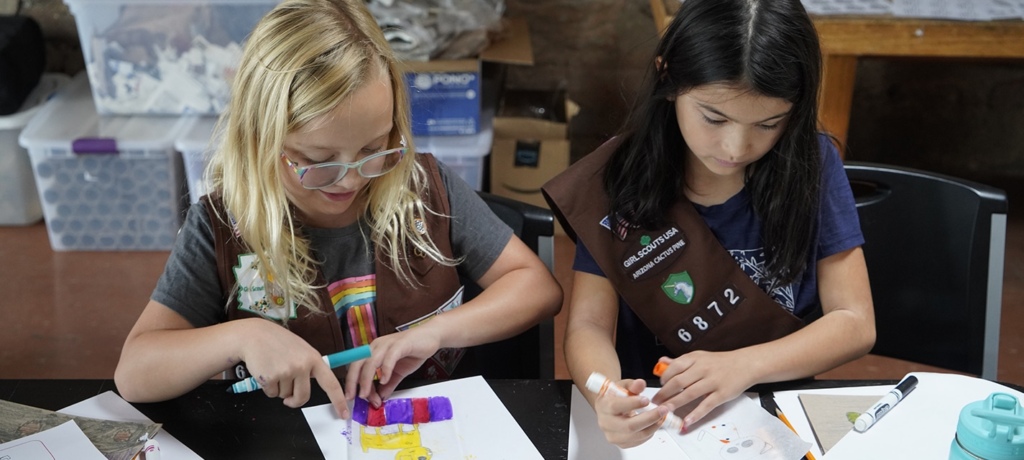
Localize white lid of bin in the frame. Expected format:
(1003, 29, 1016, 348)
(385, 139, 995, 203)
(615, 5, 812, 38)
(19, 73, 189, 155)
(175, 116, 221, 152)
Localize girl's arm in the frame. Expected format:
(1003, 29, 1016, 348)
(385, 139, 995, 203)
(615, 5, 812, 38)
(114, 300, 350, 418)
(565, 271, 672, 448)
(564, 271, 621, 402)
(347, 235, 562, 400)
(653, 246, 875, 426)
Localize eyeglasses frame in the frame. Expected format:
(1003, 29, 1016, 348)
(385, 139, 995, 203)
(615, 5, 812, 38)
(282, 144, 409, 190)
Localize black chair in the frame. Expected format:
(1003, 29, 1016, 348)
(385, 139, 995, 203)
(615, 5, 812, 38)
(458, 192, 556, 379)
(845, 162, 1007, 380)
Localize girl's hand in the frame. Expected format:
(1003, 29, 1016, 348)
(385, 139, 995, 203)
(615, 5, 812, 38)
(344, 325, 443, 407)
(593, 378, 672, 448)
(238, 319, 349, 418)
(651, 351, 755, 428)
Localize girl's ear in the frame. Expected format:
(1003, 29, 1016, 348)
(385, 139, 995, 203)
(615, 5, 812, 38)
(655, 56, 675, 101)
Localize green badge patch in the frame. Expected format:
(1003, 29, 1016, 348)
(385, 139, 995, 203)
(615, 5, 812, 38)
(662, 271, 695, 304)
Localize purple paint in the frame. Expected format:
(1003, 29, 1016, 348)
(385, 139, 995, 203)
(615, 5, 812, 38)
(352, 397, 370, 424)
(384, 398, 414, 424)
(428, 396, 453, 421)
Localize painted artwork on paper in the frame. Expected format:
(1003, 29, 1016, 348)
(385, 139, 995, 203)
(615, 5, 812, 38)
(345, 396, 464, 460)
(671, 396, 812, 460)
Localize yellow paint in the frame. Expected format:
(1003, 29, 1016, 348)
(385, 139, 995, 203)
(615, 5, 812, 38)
(360, 424, 432, 460)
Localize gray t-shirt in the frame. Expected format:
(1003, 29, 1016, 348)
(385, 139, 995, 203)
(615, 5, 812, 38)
(152, 160, 513, 331)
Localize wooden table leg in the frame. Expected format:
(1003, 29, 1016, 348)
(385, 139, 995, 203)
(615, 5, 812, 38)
(819, 54, 858, 158)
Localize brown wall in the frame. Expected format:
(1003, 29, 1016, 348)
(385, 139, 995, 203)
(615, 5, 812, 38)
(21, 0, 1024, 179)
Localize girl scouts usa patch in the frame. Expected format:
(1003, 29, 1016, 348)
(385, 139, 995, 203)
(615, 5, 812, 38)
(618, 226, 687, 281)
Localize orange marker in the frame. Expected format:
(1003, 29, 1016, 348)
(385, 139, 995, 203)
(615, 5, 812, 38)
(653, 361, 668, 377)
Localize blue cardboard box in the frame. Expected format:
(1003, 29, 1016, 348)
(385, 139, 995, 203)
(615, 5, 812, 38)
(402, 18, 532, 136)
(405, 61, 482, 136)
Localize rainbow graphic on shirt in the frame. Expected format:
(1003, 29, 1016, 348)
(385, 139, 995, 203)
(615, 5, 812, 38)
(328, 274, 378, 347)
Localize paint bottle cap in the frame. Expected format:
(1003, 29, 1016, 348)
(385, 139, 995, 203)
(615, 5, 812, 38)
(652, 362, 668, 377)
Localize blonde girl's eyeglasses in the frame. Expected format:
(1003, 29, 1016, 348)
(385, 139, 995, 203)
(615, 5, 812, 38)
(282, 139, 408, 190)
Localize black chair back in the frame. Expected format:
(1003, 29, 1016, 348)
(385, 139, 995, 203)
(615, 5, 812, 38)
(846, 162, 1007, 379)
(457, 192, 555, 379)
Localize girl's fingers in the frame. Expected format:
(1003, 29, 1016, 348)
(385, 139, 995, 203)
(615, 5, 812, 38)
(283, 376, 311, 408)
(261, 380, 279, 398)
(682, 392, 724, 428)
(312, 363, 349, 419)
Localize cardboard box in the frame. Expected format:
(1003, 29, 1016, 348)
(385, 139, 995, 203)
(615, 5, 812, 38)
(490, 89, 577, 234)
(403, 18, 533, 136)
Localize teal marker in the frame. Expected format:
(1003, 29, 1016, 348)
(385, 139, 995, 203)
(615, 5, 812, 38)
(227, 344, 371, 393)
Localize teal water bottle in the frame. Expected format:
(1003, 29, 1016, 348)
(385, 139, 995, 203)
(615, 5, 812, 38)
(950, 393, 1024, 460)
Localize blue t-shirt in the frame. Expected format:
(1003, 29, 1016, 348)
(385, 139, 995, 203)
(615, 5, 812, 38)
(573, 136, 864, 378)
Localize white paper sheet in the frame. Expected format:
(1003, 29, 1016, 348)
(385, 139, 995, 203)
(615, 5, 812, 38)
(302, 376, 542, 460)
(568, 386, 810, 460)
(59, 391, 202, 460)
(0, 420, 107, 460)
(773, 372, 1024, 459)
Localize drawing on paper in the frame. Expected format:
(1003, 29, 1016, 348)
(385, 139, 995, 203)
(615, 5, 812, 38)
(669, 396, 812, 460)
(347, 396, 463, 460)
(696, 422, 773, 459)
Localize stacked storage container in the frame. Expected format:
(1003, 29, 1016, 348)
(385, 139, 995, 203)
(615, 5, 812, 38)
(0, 74, 71, 225)
(63, 0, 279, 115)
(17, 0, 281, 250)
(175, 116, 220, 205)
(413, 109, 494, 191)
(19, 74, 190, 250)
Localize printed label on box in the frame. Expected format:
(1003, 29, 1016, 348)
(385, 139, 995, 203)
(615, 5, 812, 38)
(405, 71, 480, 136)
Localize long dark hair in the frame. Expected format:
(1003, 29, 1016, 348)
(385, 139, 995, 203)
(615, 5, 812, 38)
(606, 0, 822, 284)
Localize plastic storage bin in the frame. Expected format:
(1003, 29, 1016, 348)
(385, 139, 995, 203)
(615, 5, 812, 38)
(413, 109, 493, 191)
(62, 0, 278, 115)
(175, 116, 220, 204)
(18, 73, 189, 251)
(0, 74, 71, 225)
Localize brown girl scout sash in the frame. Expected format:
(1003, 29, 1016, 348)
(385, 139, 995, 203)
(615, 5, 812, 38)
(208, 153, 464, 380)
(542, 141, 804, 357)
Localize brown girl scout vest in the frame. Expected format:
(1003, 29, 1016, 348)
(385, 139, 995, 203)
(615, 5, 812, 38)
(205, 153, 464, 381)
(541, 141, 804, 357)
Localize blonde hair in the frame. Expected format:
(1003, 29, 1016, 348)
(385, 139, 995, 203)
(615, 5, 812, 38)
(207, 0, 456, 318)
